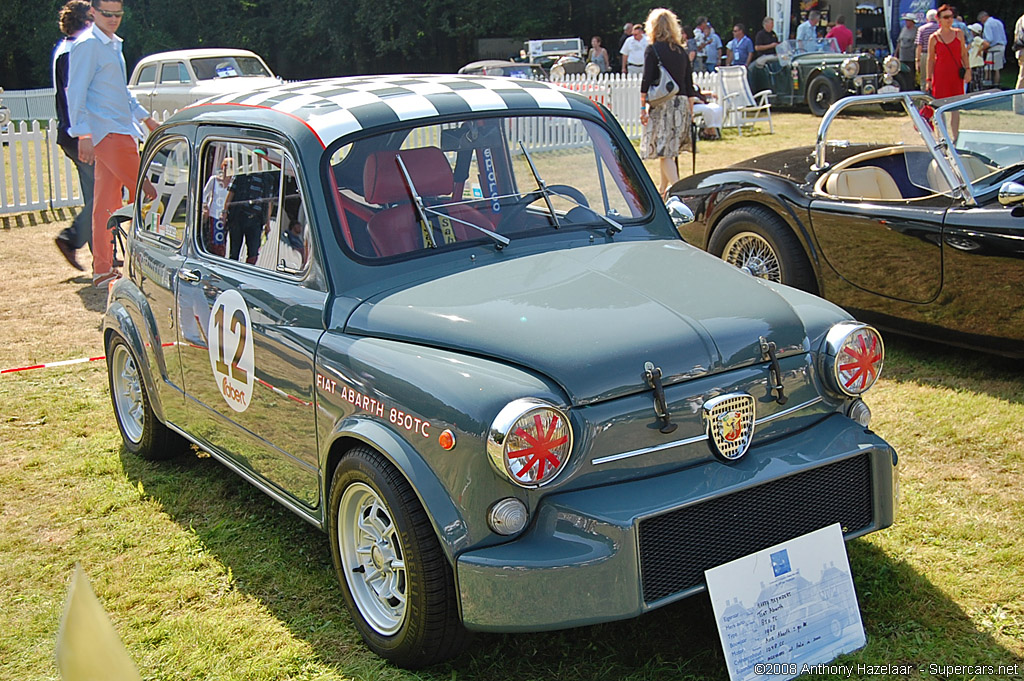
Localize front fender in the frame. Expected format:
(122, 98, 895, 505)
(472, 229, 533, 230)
(102, 296, 168, 422)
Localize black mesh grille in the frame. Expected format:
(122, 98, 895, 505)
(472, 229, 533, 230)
(638, 454, 873, 603)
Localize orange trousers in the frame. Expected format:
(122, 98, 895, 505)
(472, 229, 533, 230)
(91, 133, 140, 276)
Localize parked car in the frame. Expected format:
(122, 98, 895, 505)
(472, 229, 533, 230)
(749, 39, 913, 116)
(128, 48, 279, 114)
(669, 88, 1024, 357)
(102, 74, 897, 667)
(457, 60, 544, 79)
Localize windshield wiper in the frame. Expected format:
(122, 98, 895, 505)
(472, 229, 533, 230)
(518, 141, 561, 229)
(394, 155, 510, 249)
(979, 161, 1024, 188)
(547, 189, 623, 236)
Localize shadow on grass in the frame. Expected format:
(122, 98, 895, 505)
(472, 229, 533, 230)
(120, 448, 1022, 679)
(881, 334, 1024, 403)
(71, 276, 107, 313)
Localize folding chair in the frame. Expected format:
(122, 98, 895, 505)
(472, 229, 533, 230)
(717, 65, 774, 135)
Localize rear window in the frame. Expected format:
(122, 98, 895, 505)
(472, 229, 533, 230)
(190, 57, 272, 80)
(325, 114, 651, 260)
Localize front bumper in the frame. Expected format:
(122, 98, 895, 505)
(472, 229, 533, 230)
(456, 414, 896, 632)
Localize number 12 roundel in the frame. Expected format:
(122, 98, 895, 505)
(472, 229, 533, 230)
(207, 290, 255, 412)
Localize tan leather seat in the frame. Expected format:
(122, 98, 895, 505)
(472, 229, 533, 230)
(927, 156, 992, 188)
(824, 166, 903, 201)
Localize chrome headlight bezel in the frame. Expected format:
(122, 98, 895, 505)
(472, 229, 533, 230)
(487, 398, 573, 488)
(821, 322, 885, 397)
(883, 54, 901, 76)
(841, 58, 860, 79)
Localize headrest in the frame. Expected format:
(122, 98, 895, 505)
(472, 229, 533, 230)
(363, 147, 454, 204)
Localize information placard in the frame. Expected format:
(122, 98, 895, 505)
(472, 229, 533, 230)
(705, 523, 866, 681)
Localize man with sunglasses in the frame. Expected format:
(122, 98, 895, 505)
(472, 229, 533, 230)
(67, 0, 158, 288)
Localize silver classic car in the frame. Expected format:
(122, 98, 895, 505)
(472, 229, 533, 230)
(103, 74, 897, 667)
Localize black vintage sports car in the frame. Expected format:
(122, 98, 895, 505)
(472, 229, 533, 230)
(670, 89, 1024, 357)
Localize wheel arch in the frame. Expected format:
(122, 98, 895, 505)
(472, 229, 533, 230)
(322, 420, 470, 565)
(103, 300, 170, 423)
(707, 192, 823, 293)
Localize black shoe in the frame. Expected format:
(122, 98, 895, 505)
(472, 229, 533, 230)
(56, 237, 84, 271)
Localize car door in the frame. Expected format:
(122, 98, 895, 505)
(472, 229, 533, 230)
(131, 63, 158, 111)
(152, 62, 193, 116)
(807, 191, 951, 303)
(176, 131, 327, 509)
(129, 133, 192, 427)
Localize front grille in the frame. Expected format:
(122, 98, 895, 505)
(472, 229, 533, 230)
(638, 454, 873, 603)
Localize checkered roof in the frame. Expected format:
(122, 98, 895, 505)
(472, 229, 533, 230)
(197, 74, 599, 146)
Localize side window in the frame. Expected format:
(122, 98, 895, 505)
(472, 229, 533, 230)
(139, 138, 190, 243)
(160, 63, 185, 84)
(136, 64, 157, 85)
(200, 140, 309, 274)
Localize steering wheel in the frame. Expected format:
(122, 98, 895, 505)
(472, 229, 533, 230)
(499, 185, 590, 225)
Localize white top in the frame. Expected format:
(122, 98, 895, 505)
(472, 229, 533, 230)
(202, 175, 229, 218)
(622, 36, 649, 66)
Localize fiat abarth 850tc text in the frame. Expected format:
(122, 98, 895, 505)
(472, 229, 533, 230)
(102, 74, 897, 667)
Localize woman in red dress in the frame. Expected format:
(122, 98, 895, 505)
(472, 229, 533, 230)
(926, 4, 971, 136)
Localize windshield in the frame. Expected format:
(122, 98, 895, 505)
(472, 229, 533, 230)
(779, 37, 841, 57)
(190, 56, 273, 80)
(326, 114, 651, 260)
(938, 92, 1024, 192)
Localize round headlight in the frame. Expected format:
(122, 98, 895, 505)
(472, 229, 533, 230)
(841, 58, 860, 79)
(822, 322, 884, 396)
(487, 399, 573, 487)
(883, 54, 901, 76)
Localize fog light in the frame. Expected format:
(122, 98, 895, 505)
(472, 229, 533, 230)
(488, 498, 528, 535)
(847, 399, 872, 427)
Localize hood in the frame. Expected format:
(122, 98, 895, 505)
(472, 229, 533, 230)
(346, 241, 812, 405)
(189, 76, 282, 98)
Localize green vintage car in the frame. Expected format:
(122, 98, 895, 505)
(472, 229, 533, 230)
(749, 38, 913, 115)
(102, 74, 897, 667)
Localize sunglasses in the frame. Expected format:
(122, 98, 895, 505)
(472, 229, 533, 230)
(939, 13, 953, 19)
(96, 9, 125, 18)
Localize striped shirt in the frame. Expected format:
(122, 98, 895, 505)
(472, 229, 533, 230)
(916, 21, 939, 52)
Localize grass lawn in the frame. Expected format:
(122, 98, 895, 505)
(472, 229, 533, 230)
(1, 110, 1023, 680)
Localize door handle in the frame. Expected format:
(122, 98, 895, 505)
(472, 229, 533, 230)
(177, 268, 201, 282)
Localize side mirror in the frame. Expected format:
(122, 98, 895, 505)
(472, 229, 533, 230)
(666, 195, 695, 227)
(998, 181, 1024, 207)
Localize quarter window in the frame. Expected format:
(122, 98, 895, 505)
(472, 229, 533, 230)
(138, 139, 190, 244)
(136, 64, 157, 85)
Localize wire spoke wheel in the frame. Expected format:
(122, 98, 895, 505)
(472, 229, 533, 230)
(722, 231, 782, 282)
(339, 482, 408, 635)
(111, 343, 145, 443)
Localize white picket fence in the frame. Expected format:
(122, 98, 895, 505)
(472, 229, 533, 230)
(0, 72, 729, 216)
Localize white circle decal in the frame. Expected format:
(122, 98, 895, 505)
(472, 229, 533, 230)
(208, 289, 255, 412)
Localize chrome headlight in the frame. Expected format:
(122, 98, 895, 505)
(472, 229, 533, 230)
(883, 54, 901, 76)
(841, 58, 860, 78)
(487, 398, 573, 487)
(821, 322, 884, 396)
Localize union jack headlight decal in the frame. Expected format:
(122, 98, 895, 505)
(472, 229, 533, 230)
(487, 399, 573, 487)
(702, 393, 756, 462)
(822, 322, 885, 396)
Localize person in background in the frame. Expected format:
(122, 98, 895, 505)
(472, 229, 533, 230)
(927, 3, 970, 137)
(725, 23, 754, 66)
(702, 20, 723, 71)
(617, 22, 633, 71)
(916, 9, 939, 80)
(588, 36, 610, 73)
(52, 0, 94, 272)
(639, 7, 701, 197)
(797, 10, 821, 52)
(952, 14, 969, 36)
(201, 157, 233, 256)
(622, 23, 648, 74)
(826, 15, 854, 52)
(692, 16, 707, 72)
(898, 14, 918, 82)
(967, 22, 987, 73)
(682, 25, 698, 64)
(754, 16, 781, 59)
(67, 0, 158, 288)
(977, 11, 1007, 86)
(1014, 12, 1024, 104)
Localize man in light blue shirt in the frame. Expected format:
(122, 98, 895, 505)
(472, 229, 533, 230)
(797, 10, 821, 52)
(725, 24, 754, 66)
(67, 0, 157, 285)
(978, 11, 1007, 85)
(703, 24, 722, 71)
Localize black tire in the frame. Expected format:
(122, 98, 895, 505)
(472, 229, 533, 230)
(807, 75, 841, 117)
(708, 206, 817, 293)
(106, 334, 182, 460)
(329, 446, 467, 668)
